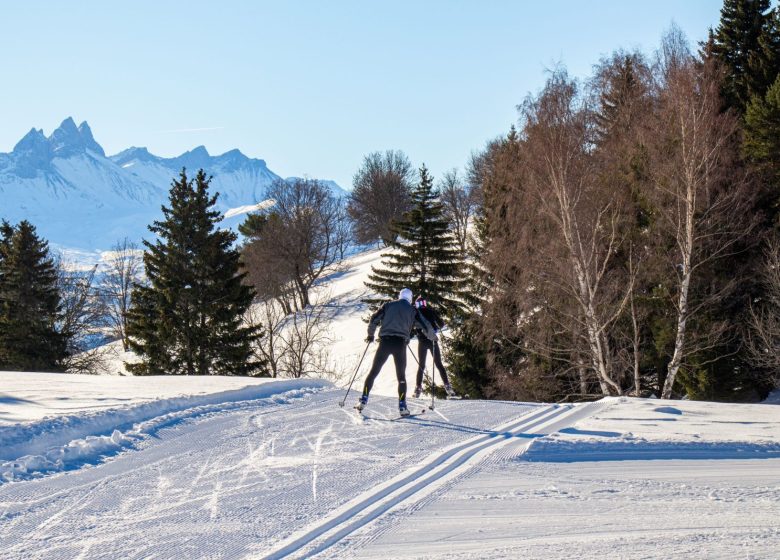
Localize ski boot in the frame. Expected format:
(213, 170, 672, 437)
(413, 385, 423, 398)
(444, 384, 457, 398)
(399, 400, 411, 417)
(355, 395, 368, 412)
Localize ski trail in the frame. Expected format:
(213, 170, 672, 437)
(0, 391, 544, 559)
(430, 407, 449, 422)
(260, 403, 594, 559)
(338, 406, 362, 425)
(205, 480, 222, 520)
(311, 424, 333, 502)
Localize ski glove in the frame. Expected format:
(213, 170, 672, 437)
(365, 335, 375, 343)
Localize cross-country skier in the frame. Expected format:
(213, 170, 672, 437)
(412, 296, 457, 398)
(357, 288, 437, 416)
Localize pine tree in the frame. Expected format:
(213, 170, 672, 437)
(0, 220, 65, 371)
(711, 0, 776, 113)
(365, 165, 464, 318)
(126, 169, 265, 376)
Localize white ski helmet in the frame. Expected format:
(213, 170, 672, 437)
(399, 288, 413, 303)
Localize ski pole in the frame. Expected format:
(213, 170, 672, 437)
(339, 340, 371, 408)
(430, 341, 436, 410)
(407, 341, 434, 395)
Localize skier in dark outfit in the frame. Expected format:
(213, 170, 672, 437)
(357, 288, 436, 416)
(412, 296, 456, 398)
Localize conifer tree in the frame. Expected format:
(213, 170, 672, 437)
(365, 165, 464, 318)
(0, 220, 65, 371)
(753, 7, 780, 97)
(594, 52, 649, 144)
(445, 129, 523, 398)
(745, 74, 780, 180)
(127, 169, 265, 376)
(711, 0, 776, 112)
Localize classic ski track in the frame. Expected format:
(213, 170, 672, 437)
(260, 402, 593, 559)
(0, 392, 545, 559)
(328, 400, 615, 558)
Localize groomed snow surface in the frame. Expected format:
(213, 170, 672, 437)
(1, 381, 779, 559)
(1, 248, 779, 559)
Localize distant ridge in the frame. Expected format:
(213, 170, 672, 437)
(0, 118, 346, 254)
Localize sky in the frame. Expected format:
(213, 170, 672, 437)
(1, 1, 724, 189)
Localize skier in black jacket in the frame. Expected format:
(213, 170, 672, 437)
(413, 296, 456, 398)
(357, 288, 436, 416)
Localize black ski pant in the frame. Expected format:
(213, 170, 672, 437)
(416, 337, 450, 388)
(362, 336, 408, 402)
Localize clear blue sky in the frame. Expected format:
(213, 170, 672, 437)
(1, 1, 723, 189)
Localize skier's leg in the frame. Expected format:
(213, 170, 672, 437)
(389, 338, 408, 403)
(416, 339, 429, 388)
(361, 340, 391, 400)
(433, 342, 450, 385)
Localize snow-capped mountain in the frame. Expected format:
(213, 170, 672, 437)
(0, 118, 346, 254)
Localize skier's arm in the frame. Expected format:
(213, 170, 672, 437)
(414, 310, 437, 341)
(367, 304, 386, 339)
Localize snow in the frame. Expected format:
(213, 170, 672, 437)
(223, 199, 276, 219)
(1, 248, 779, 558)
(0, 372, 329, 481)
(0, 370, 311, 426)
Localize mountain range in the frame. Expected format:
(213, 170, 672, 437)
(0, 117, 345, 255)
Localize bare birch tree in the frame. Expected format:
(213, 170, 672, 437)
(246, 294, 333, 379)
(100, 238, 143, 351)
(57, 261, 109, 373)
(515, 70, 636, 396)
(747, 239, 780, 384)
(243, 178, 347, 310)
(439, 169, 476, 258)
(647, 35, 755, 398)
(246, 299, 288, 378)
(279, 300, 333, 379)
(348, 150, 414, 245)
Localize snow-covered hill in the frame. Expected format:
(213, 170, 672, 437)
(0, 118, 347, 253)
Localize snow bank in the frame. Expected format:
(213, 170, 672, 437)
(524, 432, 780, 462)
(0, 370, 294, 424)
(524, 396, 780, 463)
(0, 378, 331, 483)
(763, 389, 780, 404)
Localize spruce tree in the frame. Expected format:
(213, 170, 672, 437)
(0, 220, 65, 371)
(444, 129, 527, 398)
(745, 74, 780, 176)
(126, 169, 265, 376)
(594, 52, 648, 143)
(711, 0, 776, 113)
(365, 165, 464, 318)
(745, 74, 780, 228)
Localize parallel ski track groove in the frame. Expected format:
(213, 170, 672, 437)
(261, 403, 577, 559)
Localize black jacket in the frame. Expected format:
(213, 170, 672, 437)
(415, 306, 444, 334)
(368, 299, 436, 342)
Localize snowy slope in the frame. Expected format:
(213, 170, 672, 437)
(0, 387, 779, 559)
(91, 247, 407, 399)
(0, 118, 346, 252)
